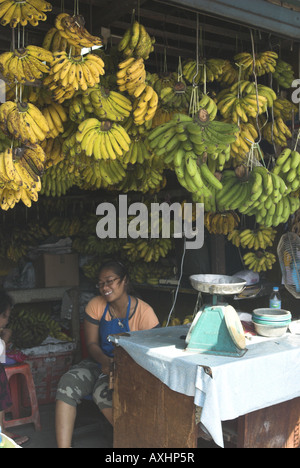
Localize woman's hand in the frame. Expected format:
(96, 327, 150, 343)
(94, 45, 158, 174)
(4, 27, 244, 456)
(0, 328, 11, 344)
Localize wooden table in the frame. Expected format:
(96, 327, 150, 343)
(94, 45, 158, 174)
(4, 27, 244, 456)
(112, 346, 300, 448)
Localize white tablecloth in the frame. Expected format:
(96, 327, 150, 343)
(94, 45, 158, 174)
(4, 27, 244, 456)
(109, 325, 300, 448)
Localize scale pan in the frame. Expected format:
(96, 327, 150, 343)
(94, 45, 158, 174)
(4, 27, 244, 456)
(189, 274, 247, 295)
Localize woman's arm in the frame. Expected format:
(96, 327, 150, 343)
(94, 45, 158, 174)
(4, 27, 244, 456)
(84, 319, 112, 375)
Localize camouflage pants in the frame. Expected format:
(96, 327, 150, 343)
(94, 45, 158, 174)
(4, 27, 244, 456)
(56, 359, 113, 411)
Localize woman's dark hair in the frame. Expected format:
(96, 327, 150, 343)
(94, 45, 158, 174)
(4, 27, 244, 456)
(0, 288, 13, 316)
(98, 260, 133, 294)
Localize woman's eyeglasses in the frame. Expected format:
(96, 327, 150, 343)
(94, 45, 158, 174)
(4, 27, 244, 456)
(97, 277, 120, 289)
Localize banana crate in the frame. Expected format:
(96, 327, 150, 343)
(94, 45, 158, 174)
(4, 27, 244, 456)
(21, 340, 76, 405)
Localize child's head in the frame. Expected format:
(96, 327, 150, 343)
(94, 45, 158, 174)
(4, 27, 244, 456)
(0, 289, 13, 327)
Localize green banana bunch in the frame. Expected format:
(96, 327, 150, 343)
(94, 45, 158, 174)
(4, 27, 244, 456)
(118, 20, 155, 60)
(272, 148, 300, 194)
(273, 59, 295, 89)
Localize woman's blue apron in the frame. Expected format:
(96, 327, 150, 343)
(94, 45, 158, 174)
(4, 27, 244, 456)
(98, 296, 131, 358)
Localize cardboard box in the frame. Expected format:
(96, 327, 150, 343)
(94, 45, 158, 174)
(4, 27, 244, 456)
(34, 253, 79, 288)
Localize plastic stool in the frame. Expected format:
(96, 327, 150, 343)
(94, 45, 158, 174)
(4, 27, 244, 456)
(4, 363, 41, 431)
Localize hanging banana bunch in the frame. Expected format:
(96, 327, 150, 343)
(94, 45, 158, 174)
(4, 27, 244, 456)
(0, 0, 52, 28)
(0, 46, 53, 83)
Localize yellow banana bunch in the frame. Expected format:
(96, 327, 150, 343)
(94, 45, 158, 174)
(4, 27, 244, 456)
(204, 211, 240, 235)
(42, 26, 81, 55)
(151, 108, 177, 127)
(227, 229, 242, 247)
(243, 250, 276, 272)
(133, 85, 158, 125)
(0, 45, 53, 83)
(217, 60, 239, 87)
(117, 57, 147, 96)
(0, 0, 51, 27)
(54, 12, 102, 48)
(0, 101, 50, 144)
(82, 85, 132, 121)
(183, 58, 227, 84)
(41, 137, 64, 169)
(75, 117, 131, 161)
(68, 95, 88, 123)
(234, 50, 278, 76)
(273, 59, 295, 89)
(197, 93, 218, 120)
(262, 117, 292, 147)
(238, 227, 276, 250)
(41, 102, 67, 138)
(230, 122, 258, 165)
(217, 81, 268, 122)
(123, 237, 173, 263)
(0, 146, 43, 210)
(44, 51, 105, 102)
(128, 260, 174, 286)
(118, 20, 155, 60)
(152, 72, 192, 112)
(272, 148, 300, 194)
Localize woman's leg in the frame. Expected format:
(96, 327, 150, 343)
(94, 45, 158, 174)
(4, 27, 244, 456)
(93, 374, 113, 425)
(55, 400, 77, 448)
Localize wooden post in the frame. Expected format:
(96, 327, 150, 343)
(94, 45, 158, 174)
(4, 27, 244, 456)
(210, 234, 226, 274)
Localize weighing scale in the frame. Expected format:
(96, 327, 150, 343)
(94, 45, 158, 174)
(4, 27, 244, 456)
(185, 274, 247, 357)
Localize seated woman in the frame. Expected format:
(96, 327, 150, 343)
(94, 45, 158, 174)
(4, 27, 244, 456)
(0, 289, 29, 446)
(55, 260, 160, 448)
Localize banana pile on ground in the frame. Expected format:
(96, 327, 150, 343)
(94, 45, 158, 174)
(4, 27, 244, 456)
(273, 59, 295, 89)
(243, 251, 277, 273)
(204, 211, 240, 235)
(9, 309, 72, 349)
(147, 112, 238, 198)
(0, 101, 50, 144)
(54, 12, 102, 49)
(0, 0, 51, 27)
(217, 81, 276, 122)
(234, 51, 278, 76)
(82, 85, 132, 121)
(183, 58, 227, 84)
(272, 148, 300, 194)
(0, 45, 53, 83)
(75, 117, 131, 160)
(44, 51, 105, 102)
(118, 20, 155, 60)
(228, 226, 276, 249)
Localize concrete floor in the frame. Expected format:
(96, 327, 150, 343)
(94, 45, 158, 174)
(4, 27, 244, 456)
(6, 399, 113, 448)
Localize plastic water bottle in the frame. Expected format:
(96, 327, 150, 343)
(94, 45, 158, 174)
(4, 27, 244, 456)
(269, 286, 281, 309)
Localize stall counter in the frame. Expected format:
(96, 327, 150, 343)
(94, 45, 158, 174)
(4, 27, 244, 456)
(109, 325, 300, 448)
